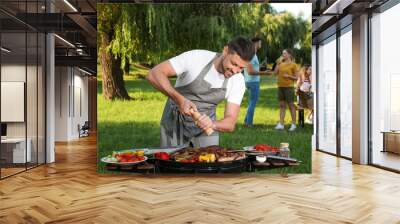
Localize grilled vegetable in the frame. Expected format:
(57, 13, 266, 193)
(107, 151, 145, 163)
(254, 144, 279, 152)
(154, 152, 170, 160)
(199, 153, 216, 163)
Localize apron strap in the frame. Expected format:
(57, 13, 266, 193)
(222, 77, 228, 89)
(196, 53, 220, 81)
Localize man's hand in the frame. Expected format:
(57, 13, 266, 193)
(178, 98, 197, 116)
(195, 114, 215, 131)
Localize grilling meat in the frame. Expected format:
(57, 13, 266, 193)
(170, 145, 245, 163)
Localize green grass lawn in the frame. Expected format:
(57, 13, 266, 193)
(97, 66, 312, 174)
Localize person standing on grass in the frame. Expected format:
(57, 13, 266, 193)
(274, 49, 300, 131)
(243, 37, 271, 128)
(146, 37, 254, 147)
(297, 64, 313, 124)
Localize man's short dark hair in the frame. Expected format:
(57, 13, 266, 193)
(251, 37, 262, 43)
(227, 37, 254, 61)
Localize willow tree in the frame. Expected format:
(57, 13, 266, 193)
(294, 19, 312, 65)
(233, 4, 274, 62)
(98, 3, 312, 100)
(259, 11, 310, 64)
(98, 4, 130, 100)
(130, 4, 244, 65)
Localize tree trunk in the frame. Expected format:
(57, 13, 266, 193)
(100, 34, 131, 100)
(124, 58, 130, 77)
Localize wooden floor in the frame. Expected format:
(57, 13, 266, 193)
(1, 164, 45, 178)
(1, 135, 400, 224)
(1, 167, 26, 177)
(372, 151, 400, 171)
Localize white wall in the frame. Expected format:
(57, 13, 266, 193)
(55, 67, 69, 141)
(1, 64, 26, 81)
(73, 72, 89, 137)
(54, 67, 89, 141)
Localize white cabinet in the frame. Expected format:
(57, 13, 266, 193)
(1, 138, 32, 163)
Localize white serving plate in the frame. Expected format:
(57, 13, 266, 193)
(101, 156, 147, 166)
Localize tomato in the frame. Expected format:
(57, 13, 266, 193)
(255, 144, 278, 152)
(155, 152, 170, 160)
(154, 152, 161, 159)
(120, 153, 134, 159)
(255, 144, 268, 151)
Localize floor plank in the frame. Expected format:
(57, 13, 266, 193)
(373, 151, 400, 171)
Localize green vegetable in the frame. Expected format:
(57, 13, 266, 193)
(109, 157, 117, 162)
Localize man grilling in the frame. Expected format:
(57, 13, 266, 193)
(146, 37, 254, 148)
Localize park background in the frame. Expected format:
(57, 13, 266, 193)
(97, 3, 313, 174)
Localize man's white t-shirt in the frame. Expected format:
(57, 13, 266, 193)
(169, 50, 246, 105)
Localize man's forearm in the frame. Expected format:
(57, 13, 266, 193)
(213, 117, 237, 132)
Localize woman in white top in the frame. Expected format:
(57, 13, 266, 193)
(297, 64, 313, 123)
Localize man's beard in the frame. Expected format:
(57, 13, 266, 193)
(221, 56, 233, 77)
(216, 55, 226, 75)
(219, 56, 225, 73)
(217, 55, 233, 78)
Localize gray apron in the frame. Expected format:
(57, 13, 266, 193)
(160, 54, 228, 148)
